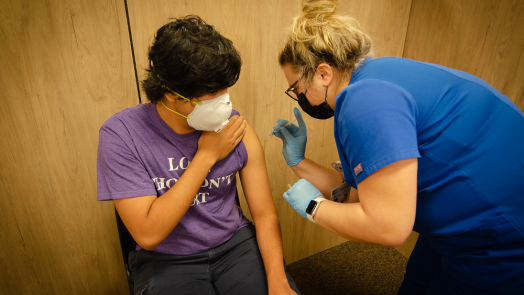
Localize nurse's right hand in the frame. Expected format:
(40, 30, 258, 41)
(273, 107, 307, 166)
(198, 115, 246, 162)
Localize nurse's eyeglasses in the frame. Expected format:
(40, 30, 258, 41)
(285, 79, 300, 101)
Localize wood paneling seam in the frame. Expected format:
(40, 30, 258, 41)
(124, 0, 142, 104)
(401, 0, 414, 58)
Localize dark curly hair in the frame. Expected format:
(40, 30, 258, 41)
(141, 15, 242, 103)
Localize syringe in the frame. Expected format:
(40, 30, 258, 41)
(265, 119, 298, 140)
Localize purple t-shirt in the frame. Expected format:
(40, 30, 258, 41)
(97, 102, 252, 255)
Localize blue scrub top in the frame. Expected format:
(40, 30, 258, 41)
(334, 57, 524, 293)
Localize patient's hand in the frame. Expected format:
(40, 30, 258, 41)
(197, 115, 247, 162)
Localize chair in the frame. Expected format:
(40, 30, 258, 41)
(114, 190, 242, 295)
(115, 207, 136, 295)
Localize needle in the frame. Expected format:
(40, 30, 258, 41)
(265, 119, 298, 140)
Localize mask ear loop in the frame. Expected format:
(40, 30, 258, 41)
(156, 74, 202, 119)
(320, 67, 332, 108)
(324, 86, 331, 110)
(160, 100, 190, 119)
(321, 73, 328, 105)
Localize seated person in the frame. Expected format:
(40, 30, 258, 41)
(97, 15, 300, 295)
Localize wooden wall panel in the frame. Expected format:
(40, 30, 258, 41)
(128, 0, 411, 264)
(0, 0, 138, 294)
(404, 0, 524, 110)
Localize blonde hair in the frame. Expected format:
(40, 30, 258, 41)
(279, 0, 372, 83)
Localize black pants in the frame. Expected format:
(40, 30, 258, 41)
(129, 225, 301, 295)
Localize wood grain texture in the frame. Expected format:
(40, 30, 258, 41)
(0, 0, 138, 294)
(404, 0, 524, 110)
(128, 0, 412, 264)
(7, 1, 522, 292)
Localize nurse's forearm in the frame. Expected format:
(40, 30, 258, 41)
(291, 158, 343, 197)
(347, 187, 360, 203)
(313, 200, 407, 247)
(313, 201, 371, 244)
(314, 158, 417, 247)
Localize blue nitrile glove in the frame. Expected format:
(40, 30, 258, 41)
(273, 107, 307, 166)
(283, 179, 324, 219)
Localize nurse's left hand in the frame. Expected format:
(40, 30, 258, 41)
(273, 107, 307, 166)
(283, 179, 324, 218)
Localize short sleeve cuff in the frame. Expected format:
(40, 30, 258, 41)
(355, 149, 420, 185)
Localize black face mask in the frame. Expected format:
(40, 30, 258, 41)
(297, 91, 334, 120)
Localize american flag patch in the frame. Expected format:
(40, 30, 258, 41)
(354, 163, 363, 176)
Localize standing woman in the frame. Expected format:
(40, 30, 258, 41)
(274, 0, 524, 294)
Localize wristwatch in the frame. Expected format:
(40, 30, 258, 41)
(305, 197, 328, 223)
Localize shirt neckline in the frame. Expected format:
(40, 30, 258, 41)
(350, 56, 374, 83)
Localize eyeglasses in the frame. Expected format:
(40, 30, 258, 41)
(285, 79, 301, 101)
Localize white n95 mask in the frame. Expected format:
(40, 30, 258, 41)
(187, 92, 232, 132)
(160, 90, 233, 133)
